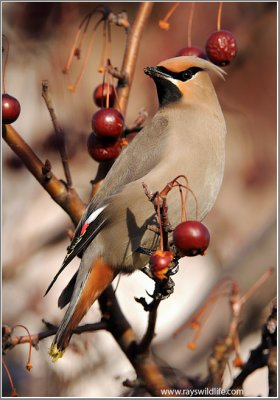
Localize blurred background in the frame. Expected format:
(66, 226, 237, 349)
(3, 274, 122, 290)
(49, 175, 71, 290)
(2, 2, 277, 397)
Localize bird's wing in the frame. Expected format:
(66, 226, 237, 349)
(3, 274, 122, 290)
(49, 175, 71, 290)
(46, 114, 169, 295)
(44, 208, 108, 296)
(84, 113, 169, 217)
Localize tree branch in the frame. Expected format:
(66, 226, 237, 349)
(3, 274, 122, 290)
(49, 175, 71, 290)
(116, 2, 154, 116)
(2, 124, 85, 225)
(99, 286, 169, 396)
(2, 321, 107, 353)
(230, 299, 277, 394)
(91, 2, 154, 194)
(2, 3, 170, 396)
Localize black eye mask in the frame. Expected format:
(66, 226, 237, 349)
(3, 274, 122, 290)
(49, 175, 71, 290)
(156, 66, 203, 82)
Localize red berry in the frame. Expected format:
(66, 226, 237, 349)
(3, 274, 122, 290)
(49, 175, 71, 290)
(93, 83, 115, 108)
(149, 250, 174, 280)
(2, 94, 21, 124)
(176, 47, 207, 59)
(173, 221, 210, 257)
(87, 132, 122, 162)
(92, 108, 124, 139)
(205, 30, 237, 66)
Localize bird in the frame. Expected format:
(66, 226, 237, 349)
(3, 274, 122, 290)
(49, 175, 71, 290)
(46, 56, 227, 361)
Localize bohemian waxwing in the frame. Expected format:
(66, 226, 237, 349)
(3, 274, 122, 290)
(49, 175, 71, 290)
(47, 56, 227, 361)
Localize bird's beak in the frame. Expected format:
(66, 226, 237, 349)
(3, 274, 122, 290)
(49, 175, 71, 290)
(144, 66, 171, 80)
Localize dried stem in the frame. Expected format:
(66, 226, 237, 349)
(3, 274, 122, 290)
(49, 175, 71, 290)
(123, 108, 148, 135)
(2, 34, 9, 94)
(41, 80, 72, 187)
(162, 2, 180, 23)
(106, 62, 127, 81)
(68, 27, 98, 92)
(2, 124, 85, 225)
(217, 2, 223, 31)
(3, 321, 107, 353)
(13, 324, 33, 371)
(239, 267, 274, 305)
(62, 28, 82, 74)
(208, 269, 274, 386)
(2, 358, 18, 396)
(187, 3, 195, 48)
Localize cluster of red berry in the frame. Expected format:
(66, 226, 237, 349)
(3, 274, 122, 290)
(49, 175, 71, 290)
(87, 84, 125, 162)
(150, 220, 210, 280)
(176, 29, 237, 67)
(159, 3, 237, 67)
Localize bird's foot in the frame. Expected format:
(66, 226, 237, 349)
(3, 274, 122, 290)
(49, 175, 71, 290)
(135, 277, 175, 311)
(167, 256, 180, 276)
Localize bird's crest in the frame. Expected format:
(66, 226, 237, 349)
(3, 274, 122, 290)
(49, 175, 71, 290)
(158, 56, 227, 80)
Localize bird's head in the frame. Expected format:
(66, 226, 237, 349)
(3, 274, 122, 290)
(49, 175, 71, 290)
(144, 56, 226, 107)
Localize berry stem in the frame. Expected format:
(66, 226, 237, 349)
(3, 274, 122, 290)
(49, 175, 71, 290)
(68, 17, 102, 92)
(2, 34, 9, 94)
(187, 2, 195, 48)
(162, 2, 180, 23)
(239, 267, 274, 306)
(217, 2, 223, 31)
(2, 358, 18, 396)
(156, 193, 164, 252)
(99, 19, 107, 72)
(14, 324, 33, 371)
(106, 70, 110, 109)
(107, 19, 112, 63)
(62, 28, 82, 74)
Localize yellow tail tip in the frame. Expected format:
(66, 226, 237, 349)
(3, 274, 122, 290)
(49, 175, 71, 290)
(49, 344, 65, 362)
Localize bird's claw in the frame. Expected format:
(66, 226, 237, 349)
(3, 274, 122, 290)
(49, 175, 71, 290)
(136, 246, 154, 256)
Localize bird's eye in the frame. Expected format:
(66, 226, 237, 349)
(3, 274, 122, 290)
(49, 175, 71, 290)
(181, 70, 193, 81)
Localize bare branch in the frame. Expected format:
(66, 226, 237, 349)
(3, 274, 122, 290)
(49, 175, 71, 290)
(116, 2, 154, 116)
(3, 321, 107, 353)
(230, 299, 277, 394)
(41, 80, 72, 187)
(99, 286, 170, 396)
(2, 124, 85, 225)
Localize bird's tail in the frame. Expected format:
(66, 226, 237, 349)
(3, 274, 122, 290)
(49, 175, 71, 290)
(49, 257, 117, 362)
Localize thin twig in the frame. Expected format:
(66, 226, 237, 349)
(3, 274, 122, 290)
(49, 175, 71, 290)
(208, 269, 274, 387)
(230, 299, 277, 394)
(41, 80, 72, 187)
(123, 108, 148, 135)
(106, 59, 127, 82)
(2, 358, 18, 396)
(2, 321, 107, 353)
